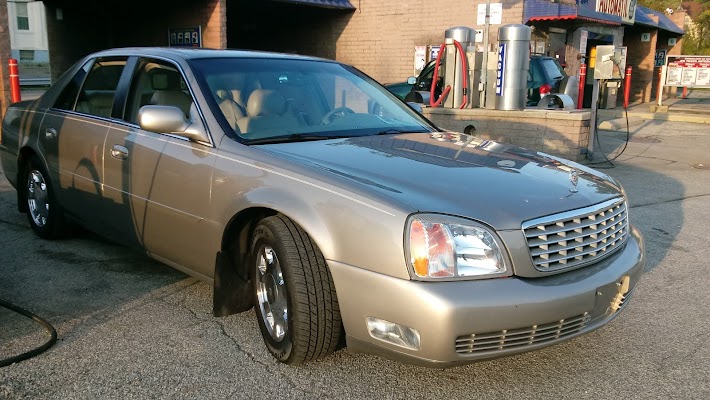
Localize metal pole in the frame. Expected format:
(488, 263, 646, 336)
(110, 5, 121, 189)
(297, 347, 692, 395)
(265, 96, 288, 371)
(479, 0, 491, 108)
(588, 79, 600, 158)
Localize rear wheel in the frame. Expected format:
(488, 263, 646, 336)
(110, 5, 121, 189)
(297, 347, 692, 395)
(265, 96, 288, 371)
(24, 156, 67, 239)
(251, 215, 342, 365)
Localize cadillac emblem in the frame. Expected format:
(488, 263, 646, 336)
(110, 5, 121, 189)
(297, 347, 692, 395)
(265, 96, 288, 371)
(569, 170, 579, 193)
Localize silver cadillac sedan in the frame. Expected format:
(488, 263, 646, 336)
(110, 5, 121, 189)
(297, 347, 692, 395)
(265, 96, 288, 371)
(0, 48, 644, 367)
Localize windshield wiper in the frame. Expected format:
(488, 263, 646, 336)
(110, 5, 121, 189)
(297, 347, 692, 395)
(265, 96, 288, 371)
(247, 133, 349, 145)
(376, 128, 428, 136)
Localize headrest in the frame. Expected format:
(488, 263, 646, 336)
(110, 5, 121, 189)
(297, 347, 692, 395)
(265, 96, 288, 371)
(215, 89, 230, 100)
(87, 92, 115, 108)
(152, 70, 182, 90)
(246, 90, 286, 117)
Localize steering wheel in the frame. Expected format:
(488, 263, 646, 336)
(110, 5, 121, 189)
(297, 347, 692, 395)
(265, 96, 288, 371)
(321, 107, 355, 125)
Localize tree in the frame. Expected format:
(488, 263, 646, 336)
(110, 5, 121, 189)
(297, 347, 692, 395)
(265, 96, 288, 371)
(682, 9, 710, 54)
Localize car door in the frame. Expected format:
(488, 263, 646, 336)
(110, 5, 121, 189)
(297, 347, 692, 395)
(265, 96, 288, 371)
(107, 58, 217, 277)
(39, 57, 128, 233)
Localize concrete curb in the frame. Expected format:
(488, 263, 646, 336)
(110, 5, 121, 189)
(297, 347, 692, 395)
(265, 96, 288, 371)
(598, 116, 645, 130)
(598, 110, 710, 124)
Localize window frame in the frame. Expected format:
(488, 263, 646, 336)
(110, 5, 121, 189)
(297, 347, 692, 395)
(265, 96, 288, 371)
(16, 2, 29, 31)
(115, 56, 214, 148)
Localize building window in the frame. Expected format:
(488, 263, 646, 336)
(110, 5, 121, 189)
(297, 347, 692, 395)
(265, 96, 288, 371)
(16, 2, 30, 31)
(19, 50, 35, 61)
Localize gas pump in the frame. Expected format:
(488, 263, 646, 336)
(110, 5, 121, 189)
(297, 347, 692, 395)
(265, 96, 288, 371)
(429, 27, 481, 109)
(588, 45, 627, 156)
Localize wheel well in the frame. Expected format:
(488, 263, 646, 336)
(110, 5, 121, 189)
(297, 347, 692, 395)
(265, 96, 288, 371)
(221, 207, 278, 281)
(16, 147, 37, 213)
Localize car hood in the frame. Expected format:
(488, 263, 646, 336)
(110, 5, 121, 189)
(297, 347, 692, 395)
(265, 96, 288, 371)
(258, 132, 622, 230)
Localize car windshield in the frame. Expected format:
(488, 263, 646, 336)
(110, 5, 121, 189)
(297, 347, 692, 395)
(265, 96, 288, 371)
(192, 58, 435, 143)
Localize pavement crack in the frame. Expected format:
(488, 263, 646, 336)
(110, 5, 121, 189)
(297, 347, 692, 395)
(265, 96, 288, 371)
(632, 193, 710, 209)
(0, 218, 27, 229)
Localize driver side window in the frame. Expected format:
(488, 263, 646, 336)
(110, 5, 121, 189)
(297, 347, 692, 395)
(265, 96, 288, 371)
(125, 59, 194, 125)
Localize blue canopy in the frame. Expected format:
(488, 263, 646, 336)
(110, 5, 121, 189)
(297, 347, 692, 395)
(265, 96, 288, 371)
(276, 0, 355, 9)
(635, 5, 684, 34)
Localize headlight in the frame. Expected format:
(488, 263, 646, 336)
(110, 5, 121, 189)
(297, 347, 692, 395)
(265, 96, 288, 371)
(405, 214, 509, 280)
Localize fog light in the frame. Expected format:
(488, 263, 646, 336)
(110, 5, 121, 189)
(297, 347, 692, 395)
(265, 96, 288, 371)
(366, 317, 421, 350)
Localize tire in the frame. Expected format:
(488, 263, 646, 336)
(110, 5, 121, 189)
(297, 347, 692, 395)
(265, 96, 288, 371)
(251, 214, 342, 365)
(23, 156, 68, 239)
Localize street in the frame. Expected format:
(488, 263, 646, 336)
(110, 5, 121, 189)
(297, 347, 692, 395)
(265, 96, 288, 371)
(1, 119, 709, 399)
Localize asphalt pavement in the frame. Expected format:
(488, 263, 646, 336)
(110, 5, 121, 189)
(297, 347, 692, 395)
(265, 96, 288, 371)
(1, 119, 709, 399)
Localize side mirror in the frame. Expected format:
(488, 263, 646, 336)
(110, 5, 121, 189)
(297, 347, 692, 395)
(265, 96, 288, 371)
(407, 76, 417, 85)
(138, 105, 208, 143)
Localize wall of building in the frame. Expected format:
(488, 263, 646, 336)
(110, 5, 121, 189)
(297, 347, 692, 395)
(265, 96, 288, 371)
(7, 0, 48, 62)
(1, 0, 12, 115)
(44, 0, 225, 82)
(331, 0, 524, 84)
(624, 25, 658, 104)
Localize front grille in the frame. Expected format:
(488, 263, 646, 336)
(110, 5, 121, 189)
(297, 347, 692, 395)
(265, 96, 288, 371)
(523, 198, 628, 271)
(455, 313, 590, 354)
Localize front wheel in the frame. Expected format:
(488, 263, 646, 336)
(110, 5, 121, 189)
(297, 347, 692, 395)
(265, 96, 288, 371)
(24, 156, 68, 239)
(251, 215, 342, 365)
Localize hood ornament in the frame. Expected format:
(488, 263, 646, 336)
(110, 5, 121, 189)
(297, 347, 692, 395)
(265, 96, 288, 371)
(569, 170, 579, 193)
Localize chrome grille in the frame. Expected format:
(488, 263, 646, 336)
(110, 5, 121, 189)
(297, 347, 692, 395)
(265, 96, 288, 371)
(523, 198, 628, 271)
(455, 313, 590, 354)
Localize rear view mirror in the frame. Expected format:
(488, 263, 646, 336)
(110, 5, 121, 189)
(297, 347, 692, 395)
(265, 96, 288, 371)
(407, 76, 417, 85)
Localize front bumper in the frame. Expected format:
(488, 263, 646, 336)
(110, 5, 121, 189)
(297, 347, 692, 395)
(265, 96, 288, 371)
(328, 226, 644, 368)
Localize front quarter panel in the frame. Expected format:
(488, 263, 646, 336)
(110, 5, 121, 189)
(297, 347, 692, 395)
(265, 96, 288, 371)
(212, 139, 414, 280)
(1, 100, 47, 188)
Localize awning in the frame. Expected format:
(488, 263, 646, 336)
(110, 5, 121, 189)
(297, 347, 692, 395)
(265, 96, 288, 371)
(634, 5, 684, 34)
(524, 0, 578, 21)
(274, 0, 355, 9)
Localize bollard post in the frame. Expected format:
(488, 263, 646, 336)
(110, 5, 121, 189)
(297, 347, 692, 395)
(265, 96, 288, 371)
(623, 66, 632, 109)
(577, 63, 586, 109)
(682, 86, 687, 99)
(8, 59, 21, 103)
(656, 68, 663, 105)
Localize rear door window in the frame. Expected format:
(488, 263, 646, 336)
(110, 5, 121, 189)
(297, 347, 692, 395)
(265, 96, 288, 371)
(54, 60, 93, 111)
(74, 58, 128, 118)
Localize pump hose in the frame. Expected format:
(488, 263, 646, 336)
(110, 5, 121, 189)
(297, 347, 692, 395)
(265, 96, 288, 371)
(429, 39, 469, 109)
(0, 298, 57, 367)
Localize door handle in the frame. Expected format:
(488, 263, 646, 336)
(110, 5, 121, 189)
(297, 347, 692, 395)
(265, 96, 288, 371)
(45, 128, 57, 140)
(110, 144, 129, 160)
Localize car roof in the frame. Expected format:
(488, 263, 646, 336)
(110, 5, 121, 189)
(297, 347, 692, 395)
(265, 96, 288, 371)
(90, 47, 334, 63)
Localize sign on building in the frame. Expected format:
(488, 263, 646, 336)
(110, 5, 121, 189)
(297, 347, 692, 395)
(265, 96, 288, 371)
(595, 0, 637, 25)
(169, 27, 202, 47)
(414, 46, 427, 75)
(495, 43, 506, 96)
(655, 49, 667, 67)
(665, 56, 710, 88)
(477, 3, 503, 25)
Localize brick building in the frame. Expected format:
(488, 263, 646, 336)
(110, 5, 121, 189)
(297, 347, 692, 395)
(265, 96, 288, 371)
(0, 0, 688, 115)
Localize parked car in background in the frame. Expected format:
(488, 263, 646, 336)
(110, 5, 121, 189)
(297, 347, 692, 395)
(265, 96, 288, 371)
(527, 55, 568, 106)
(386, 56, 574, 107)
(1, 48, 642, 368)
